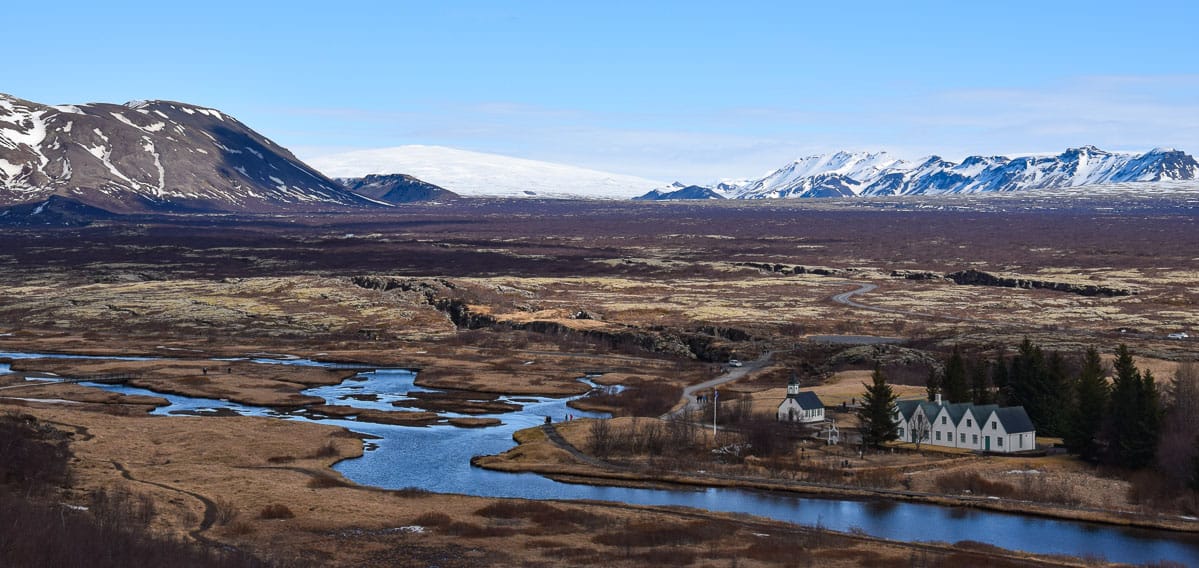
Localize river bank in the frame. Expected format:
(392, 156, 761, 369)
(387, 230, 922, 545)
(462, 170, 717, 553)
(476, 419, 1199, 534)
(5, 349, 1199, 564)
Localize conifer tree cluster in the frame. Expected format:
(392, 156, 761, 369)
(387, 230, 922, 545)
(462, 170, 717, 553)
(925, 340, 1172, 471)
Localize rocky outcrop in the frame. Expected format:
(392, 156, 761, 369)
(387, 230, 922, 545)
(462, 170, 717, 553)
(348, 275, 755, 361)
(944, 269, 1133, 297)
(734, 262, 856, 277)
(890, 270, 942, 280)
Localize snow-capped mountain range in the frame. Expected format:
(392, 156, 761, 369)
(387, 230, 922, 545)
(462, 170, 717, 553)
(4, 92, 1197, 214)
(638, 147, 1199, 200)
(0, 93, 376, 213)
(309, 145, 664, 200)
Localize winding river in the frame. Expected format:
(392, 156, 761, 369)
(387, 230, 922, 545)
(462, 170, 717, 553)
(3, 353, 1198, 565)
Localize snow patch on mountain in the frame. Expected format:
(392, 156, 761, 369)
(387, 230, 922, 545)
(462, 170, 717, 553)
(310, 145, 663, 199)
(713, 147, 1199, 200)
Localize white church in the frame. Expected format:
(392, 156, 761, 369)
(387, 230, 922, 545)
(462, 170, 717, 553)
(777, 374, 825, 423)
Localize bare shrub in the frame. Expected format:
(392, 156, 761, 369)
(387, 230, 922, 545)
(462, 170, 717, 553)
(0, 412, 72, 495)
(90, 486, 156, 529)
(306, 472, 350, 489)
(742, 415, 798, 457)
(441, 521, 516, 538)
(226, 520, 256, 537)
(412, 511, 451, 527)
(266, 455, 295, 464)
(582, 382, 680, 417)
(1157, 362, 1199, 486)
(310, 441, 339, 459)
(476, 500, 605, 531)
(213, 497, 240, 526)
(0, 491, 268, 567)
(258, 504, 295, 520)
(933, 471, 1016, 498)
(592, 520, 722, 548)
(588, 418, 612, 458)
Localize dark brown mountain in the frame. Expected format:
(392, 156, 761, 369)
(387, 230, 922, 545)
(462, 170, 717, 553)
(338, 174, 458, 203)
(0, 93, 379, 213)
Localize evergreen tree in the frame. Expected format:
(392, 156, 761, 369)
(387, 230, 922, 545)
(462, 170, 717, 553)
(942, 347, 970, 403)
(859, 366, 899, 449)
(1105, 345, 1162, 469)
(925, 368, 940, 402)
(1007, 338, 1044, 409)
(1043, 351, 1071, 436)
(991, 352, 1009, 403)
(1064, 347, 1108, 461)
(969, 357, 993, 405)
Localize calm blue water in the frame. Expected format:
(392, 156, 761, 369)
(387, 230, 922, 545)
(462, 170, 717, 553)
(7, 352, 1194, 565)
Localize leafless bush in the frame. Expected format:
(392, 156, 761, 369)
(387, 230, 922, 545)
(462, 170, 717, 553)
(591, 520, 722, 548)
(741, 415, 799, 457)
(582, 382, 680, 417)
(90, 486, 156, 529)
(309, 441, 339, 459)
(0, 412, 73, 495)
(476, 500, 605, 531)
(306, 472, 350, 489)
(258, 504, 295, 520)
(412, 511, 451, 527)
(588, 418, 613, 458)
(213, 497, 240, 526)
(933, 471, 1016, 498)
(0, 491, 270, 567)
(1157, 362, 1199, 485)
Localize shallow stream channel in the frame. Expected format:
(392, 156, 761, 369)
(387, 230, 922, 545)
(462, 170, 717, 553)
(3, 352, 1198, 564)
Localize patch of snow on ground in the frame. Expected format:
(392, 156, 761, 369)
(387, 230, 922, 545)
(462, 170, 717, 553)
(0, 158, 21, 178)
(142, 139, 165, 194)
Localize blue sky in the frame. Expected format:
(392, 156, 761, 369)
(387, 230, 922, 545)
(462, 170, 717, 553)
(8, 1, 1199, 182)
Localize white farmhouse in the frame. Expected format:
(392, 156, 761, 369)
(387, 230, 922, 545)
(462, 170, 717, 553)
(894, 395, 1036, 453)
(777, 375, 825, 423)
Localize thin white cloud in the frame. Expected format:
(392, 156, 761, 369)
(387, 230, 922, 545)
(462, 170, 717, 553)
(286, 74, 1199, 183)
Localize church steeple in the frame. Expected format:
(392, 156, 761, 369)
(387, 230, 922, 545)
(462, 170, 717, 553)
(787, 372, 800, 396)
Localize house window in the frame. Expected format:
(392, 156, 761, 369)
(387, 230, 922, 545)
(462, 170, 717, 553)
(898, 428, 905, 438)
(935, 431, 941, 441)
(1019, 436, 1023, 449)
(992, 421, 997, 430)
(941, 416, 947, 424)
(973, 434, 978, 444)
(960, 433, 965, 443)
(966, 419, 972, 427)
(997, 438, 1003, 447)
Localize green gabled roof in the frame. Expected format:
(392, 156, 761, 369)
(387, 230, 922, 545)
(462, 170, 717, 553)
(895, 399, 921, 420)
(966, 404, 999, 425)
(918, 401, 942, 420)
(992, 406, 1035, 434)
(941, 402, 974, 425)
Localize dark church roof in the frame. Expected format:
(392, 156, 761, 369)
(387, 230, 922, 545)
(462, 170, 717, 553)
(787, 391, 824, 411)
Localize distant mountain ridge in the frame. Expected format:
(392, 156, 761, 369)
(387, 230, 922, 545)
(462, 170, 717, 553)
(338, 174, 458, 203)
(0, 93, 377, 213)
(632, 182, 725, 201)
(636, 146, 1199, 200)
(310, 145, 664, 200)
